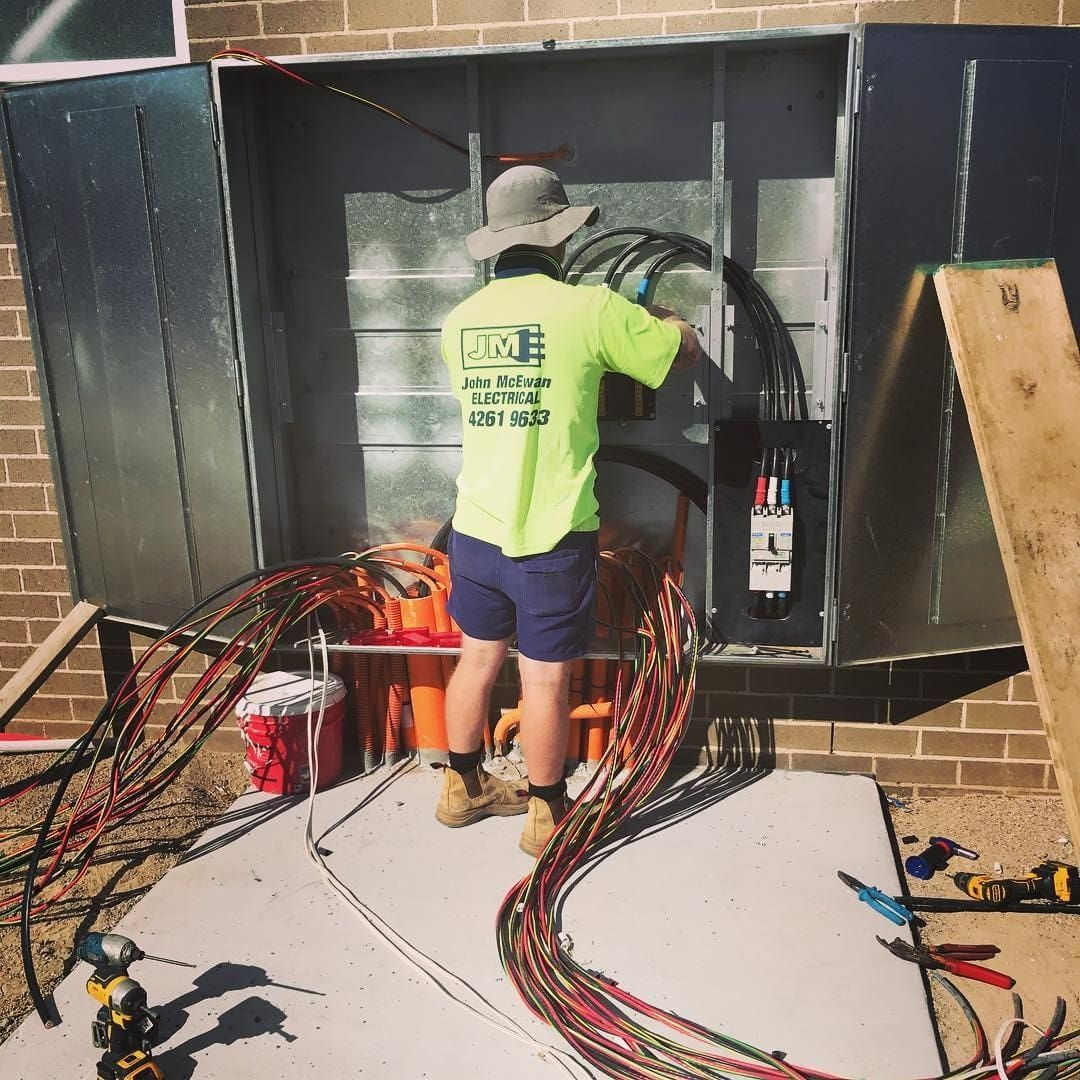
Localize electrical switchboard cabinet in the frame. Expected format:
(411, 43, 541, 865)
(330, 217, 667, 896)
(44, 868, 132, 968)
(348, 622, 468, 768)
(3, 24, 1079, 664)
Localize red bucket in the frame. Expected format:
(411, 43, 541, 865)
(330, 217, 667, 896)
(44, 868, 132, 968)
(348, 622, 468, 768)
(235, 671, 346, 796)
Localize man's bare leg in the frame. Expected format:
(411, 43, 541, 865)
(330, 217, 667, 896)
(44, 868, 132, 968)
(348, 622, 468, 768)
(435, 632, 527, 827)
(517, 655, 572, 856)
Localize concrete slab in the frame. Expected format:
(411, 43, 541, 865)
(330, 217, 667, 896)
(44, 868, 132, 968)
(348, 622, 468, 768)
(0, 766, 942, 1080)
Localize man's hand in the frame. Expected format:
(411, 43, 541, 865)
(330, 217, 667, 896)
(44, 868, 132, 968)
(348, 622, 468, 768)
(647, 304, 703, 371)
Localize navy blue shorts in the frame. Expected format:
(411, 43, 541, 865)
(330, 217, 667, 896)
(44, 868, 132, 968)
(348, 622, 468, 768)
(447, 529, 598, 662)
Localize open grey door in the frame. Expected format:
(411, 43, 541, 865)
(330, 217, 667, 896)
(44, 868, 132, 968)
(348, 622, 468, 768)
(1, 64, 258, 626)
(836, 24, 1080, 664)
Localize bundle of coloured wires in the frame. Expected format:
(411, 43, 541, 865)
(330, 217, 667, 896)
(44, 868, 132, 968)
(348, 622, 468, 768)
(6, 556, 399, 1027)
(495, 553, 1079, 1080)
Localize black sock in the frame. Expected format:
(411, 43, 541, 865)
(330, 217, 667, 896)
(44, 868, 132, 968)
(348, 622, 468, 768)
(449, 748, 483, 776)
(529, 779, 567, 803)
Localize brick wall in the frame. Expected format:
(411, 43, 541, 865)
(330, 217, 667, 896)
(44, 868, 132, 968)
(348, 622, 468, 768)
(0, 0, 1072, 791)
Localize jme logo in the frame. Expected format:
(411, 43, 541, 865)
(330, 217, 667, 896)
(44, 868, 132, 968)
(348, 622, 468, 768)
(461, 324, 545, 368)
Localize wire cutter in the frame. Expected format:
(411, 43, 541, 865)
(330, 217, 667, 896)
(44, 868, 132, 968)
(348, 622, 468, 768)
(876, 937, 1015, 989)
(837, 870, 914, 926)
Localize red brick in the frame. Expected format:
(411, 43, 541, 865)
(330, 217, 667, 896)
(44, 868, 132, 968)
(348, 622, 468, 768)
(186, 4, 261, 39)
(788, 752, 873, 775)
(761, 3, 856, 27)
(0, 486, 46, 511)
(1010, 673, 1036, 702)
(0, 216, 14, 245)
(0, 430, 38, 455)
(748, 666, 831, 694)
(790, 695, 882, 723)
(703, 692, 790, 718)
(0, 644, 32, 668)
(11, 694, 69, 721)
(12, 512, 61, 539)
(859, 0, 955, 21)
(188, 40, 228, 62)
(27, 618, 60, 643)
(772, 721, 832, 752)
(875, 756, 959, 786)
(695, 665, 748, 693)
(0, 399, 48, 426)
(958, 0, 1059, 25)
(5, 458, 53, 484)
(666, 10, 758, 32)
(570, 16, 663, 38)
(964, 701, 1044, 730)
(70, 697, 108, 721)
(20, 567, 68, 593)
(921, 671, 1008, 702)
(438, 0, 522, 22)
(960, 760, 1048, 789)
(0, 593, 58, 618)
(0, 310, 18, 338)
(0, 277, 28, 307)
(962, 676, 1012, 702)
(532, 0, 614, 16)
(0, 338, 34, 366)
(348, 0, 431, 29)
(0, 369, 30, 396)
(262, 0, 346, 35)
(0, 516, 14, 539)
(40, 670, 105, 696)
(833, 724, 918, 755)
(1006, 733, 1052, 761)
(889, 700, 963, 727)
(921, 730, 1006, 759)
(834, 666, 920, 699)
(223, 35, 303, 54)
(1, 718, 45, 736)
(306, 31, 390, 51)
(393, 26, 480, 47)
(481, 23, 570, 44)
(0, 618, 29, 643)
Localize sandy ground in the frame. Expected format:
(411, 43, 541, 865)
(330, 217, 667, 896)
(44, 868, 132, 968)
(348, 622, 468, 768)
(889, 794, 1078, 1070)
(0, 749, 249, 1045)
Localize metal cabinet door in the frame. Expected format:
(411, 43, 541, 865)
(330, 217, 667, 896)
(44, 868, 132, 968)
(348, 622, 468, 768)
(1, 64, 257, 626)
(836, 25, 1079, 664)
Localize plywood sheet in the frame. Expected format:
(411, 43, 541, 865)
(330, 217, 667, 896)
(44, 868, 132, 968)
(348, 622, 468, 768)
(934, 259, 1080, 847)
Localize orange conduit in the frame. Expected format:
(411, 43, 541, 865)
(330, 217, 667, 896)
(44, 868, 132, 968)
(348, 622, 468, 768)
(399, 594, 449, 763)
(383, 598, 409, 760)
(567, 660, 587, 768)
(493, 701, 613, 757)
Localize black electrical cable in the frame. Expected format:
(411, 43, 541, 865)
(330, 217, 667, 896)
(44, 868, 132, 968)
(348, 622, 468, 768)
(20, 555, 403, 1027)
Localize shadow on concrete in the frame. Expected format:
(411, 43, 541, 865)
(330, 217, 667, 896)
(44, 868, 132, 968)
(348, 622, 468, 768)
(153, 962, 324, 1078)
(555, 716, 775, 926)
(178, 793, 304, 866)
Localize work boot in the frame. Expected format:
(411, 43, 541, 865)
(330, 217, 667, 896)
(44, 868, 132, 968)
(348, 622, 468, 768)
(435, 765, 529, 828)
(519, 794, 568, 858)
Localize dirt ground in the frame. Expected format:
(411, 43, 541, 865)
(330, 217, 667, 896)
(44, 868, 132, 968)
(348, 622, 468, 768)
(889, 794, 1079, 1071)
(0, 749, 249, 1045)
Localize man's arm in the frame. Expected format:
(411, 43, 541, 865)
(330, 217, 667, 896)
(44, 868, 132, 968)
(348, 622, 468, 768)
(646, 305, 703, 371)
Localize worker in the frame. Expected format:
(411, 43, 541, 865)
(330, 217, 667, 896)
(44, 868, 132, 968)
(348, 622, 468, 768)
(435, 165, 701, 856)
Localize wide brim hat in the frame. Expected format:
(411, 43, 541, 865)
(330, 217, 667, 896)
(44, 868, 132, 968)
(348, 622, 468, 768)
(466, 165, 599, 261)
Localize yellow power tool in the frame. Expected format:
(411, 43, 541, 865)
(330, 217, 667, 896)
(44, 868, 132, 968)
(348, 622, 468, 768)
(77, 933, 191, 1080)
(953, 861, 1079, 907)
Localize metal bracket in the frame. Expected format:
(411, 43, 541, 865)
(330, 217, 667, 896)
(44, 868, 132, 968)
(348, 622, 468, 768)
(269, 311, 292, 423)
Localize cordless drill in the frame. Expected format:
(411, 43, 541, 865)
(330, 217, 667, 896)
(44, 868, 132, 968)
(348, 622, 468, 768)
(953, 861, 1080, 907)
(77, 933, 184, 1080)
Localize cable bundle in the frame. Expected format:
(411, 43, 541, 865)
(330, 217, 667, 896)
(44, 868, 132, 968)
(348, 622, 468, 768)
(495, 553, 1080, 1080)
(4, 556, 399, 1026)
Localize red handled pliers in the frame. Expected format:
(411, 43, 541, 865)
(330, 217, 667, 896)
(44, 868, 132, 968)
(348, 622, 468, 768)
(876, 937, 1015, 989)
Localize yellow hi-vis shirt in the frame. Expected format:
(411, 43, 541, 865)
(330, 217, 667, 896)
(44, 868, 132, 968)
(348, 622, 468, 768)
(441, 257, 681, 557)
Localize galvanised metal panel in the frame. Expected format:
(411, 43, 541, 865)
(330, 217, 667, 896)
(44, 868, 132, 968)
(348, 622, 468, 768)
(1, 65, 256, 623)
(932, 59, 1070, 629)
(837, 25, 1080, 664)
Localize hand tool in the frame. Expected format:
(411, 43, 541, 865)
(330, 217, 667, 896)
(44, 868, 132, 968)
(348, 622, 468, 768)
(905, 836, 978, 880)
(876, 937, 1016, 990)
(77, 933, 191, 1079)
(953, 861, 1080, 906)
(838, 870, 914, 927)
(893, 895, 1080, 915)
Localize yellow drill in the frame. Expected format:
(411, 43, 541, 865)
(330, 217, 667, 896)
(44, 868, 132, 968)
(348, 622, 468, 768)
(953, 861, 1080, 907)
(77, 933, 190, 1080)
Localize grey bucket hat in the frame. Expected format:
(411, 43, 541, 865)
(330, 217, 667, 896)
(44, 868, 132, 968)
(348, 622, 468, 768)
(466, 165, 599, 261)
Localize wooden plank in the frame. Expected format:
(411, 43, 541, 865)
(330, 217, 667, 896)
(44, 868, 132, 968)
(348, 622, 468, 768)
(0, 600, 103, 729)
(934, 258, 1080, 848)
